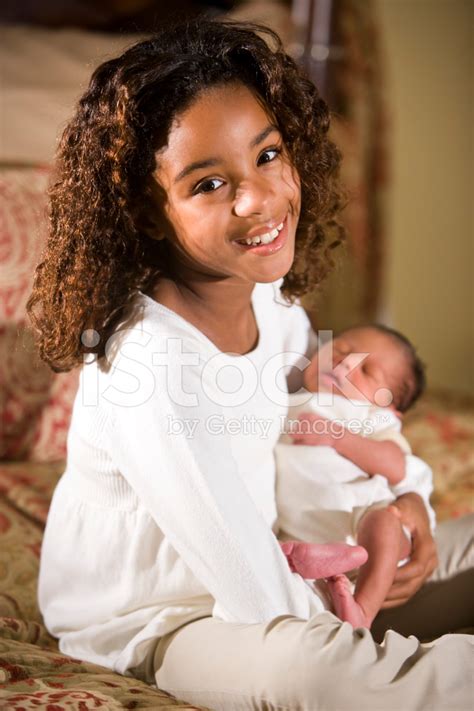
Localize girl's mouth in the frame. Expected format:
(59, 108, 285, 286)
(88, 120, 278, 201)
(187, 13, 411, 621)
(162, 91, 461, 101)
(233, 214, 289, 256)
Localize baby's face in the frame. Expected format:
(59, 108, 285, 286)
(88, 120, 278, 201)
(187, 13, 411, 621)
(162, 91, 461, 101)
(303, 327, 410, 410)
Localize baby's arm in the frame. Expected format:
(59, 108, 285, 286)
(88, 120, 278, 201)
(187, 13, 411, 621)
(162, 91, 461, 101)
(332, 429, 405, 485)
(291, 412, 406, 485)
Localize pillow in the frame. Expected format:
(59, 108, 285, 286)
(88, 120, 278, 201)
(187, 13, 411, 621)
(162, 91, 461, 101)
(0, 168, 80, 462)
(0, 25, 148, 164)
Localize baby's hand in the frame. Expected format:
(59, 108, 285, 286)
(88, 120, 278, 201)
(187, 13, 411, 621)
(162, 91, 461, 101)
(289, 412, 343, 447)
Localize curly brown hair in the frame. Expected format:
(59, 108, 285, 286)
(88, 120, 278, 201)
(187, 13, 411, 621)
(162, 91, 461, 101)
(27, 16, 345, 373)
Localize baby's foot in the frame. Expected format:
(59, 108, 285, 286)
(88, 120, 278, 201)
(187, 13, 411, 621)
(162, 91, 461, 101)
(279, 541, 368, 579)
(327, 574, 371, 629)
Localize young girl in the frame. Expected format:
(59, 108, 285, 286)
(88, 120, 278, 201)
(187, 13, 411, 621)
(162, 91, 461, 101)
(28, 17, 473, 711)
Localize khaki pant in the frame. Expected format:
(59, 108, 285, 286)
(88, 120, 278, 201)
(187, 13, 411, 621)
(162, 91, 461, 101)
(143, 515, 474, 710)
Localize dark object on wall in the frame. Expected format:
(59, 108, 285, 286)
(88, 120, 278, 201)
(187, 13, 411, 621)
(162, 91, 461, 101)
(1, 0, 389, 329)
(291, 0, 389, 329)
(0, 0, 236, 31)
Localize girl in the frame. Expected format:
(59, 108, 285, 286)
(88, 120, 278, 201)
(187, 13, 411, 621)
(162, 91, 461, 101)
(28, 17, 473, 710)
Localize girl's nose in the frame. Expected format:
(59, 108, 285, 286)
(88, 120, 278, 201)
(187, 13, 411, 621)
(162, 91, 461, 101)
(232, 175, 276, 218)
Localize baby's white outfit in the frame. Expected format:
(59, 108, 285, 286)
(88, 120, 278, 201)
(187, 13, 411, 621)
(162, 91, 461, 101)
(275, 393, 436, 552)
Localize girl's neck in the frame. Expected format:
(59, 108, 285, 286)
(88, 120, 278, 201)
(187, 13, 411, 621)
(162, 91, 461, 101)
(148, 268, 259, 355)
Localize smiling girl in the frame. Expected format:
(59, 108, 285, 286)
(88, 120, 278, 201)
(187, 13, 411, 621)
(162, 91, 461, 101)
(28, 17, 473, 711)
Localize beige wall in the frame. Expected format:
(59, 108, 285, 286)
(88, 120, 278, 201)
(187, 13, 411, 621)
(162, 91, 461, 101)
(376, 0, 473, 394)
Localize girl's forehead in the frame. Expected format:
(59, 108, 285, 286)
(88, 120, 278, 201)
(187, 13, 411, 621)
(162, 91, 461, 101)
(173, 86, 270, 137)
(155, 83, 278, 174)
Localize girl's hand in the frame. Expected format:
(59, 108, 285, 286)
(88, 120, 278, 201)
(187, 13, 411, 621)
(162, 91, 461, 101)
(381, 493, 438, 609)
(289, 412, 342, 447)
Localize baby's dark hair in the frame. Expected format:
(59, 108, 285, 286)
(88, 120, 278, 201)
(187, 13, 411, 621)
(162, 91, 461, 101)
(342, 323, 427, 413)
(26, 16, 345, 372)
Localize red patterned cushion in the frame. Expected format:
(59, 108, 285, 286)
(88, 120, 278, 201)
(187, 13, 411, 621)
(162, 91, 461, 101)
(0, 168, 79, 462)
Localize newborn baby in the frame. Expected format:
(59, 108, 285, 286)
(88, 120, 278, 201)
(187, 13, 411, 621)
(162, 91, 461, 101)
(276, 324, 435, 628)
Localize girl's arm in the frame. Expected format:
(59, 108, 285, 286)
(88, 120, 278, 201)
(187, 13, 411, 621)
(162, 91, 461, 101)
(106, 329, 325, 625)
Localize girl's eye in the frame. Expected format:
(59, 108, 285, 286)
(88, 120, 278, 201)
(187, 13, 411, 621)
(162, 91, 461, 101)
(194, 178, 224, 195)
(193, 146, 282, 195)
(258, 147, 282, 165)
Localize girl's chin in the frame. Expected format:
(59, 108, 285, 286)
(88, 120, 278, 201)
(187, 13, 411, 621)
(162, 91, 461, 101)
(250, 266, 293, 285)
(247, 247, 295, 282)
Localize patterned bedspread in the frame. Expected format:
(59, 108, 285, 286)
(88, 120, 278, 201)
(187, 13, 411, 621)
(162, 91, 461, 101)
(1, 389, 473, 708)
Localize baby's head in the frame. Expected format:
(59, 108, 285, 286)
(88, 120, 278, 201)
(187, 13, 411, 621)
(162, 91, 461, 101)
(303, 325, 426, 416)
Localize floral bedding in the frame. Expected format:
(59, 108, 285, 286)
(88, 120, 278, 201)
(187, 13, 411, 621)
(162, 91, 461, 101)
(0, 461, 208, 709)
(0, 389, 473, 708)
(402, 389, 474, 521)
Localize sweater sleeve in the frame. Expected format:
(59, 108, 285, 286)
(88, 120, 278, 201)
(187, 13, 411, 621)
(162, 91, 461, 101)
(105, 326, 325, 624)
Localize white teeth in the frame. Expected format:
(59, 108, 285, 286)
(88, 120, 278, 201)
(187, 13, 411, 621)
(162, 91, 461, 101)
(239, 219, 285, 247)
(260, 228, 279, 244)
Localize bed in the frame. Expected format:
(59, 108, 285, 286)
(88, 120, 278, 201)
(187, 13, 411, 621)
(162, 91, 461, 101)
(1, 23, 473, 710)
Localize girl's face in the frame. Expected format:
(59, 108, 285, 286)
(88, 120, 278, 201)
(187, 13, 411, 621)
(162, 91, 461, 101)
(153, 82, 301, 285)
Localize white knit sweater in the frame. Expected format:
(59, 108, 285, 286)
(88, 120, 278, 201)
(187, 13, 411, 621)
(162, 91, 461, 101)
(38, 278, 328, 676)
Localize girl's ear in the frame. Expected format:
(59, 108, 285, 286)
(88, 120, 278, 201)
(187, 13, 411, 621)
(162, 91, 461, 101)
(136, 178, 171, 241)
